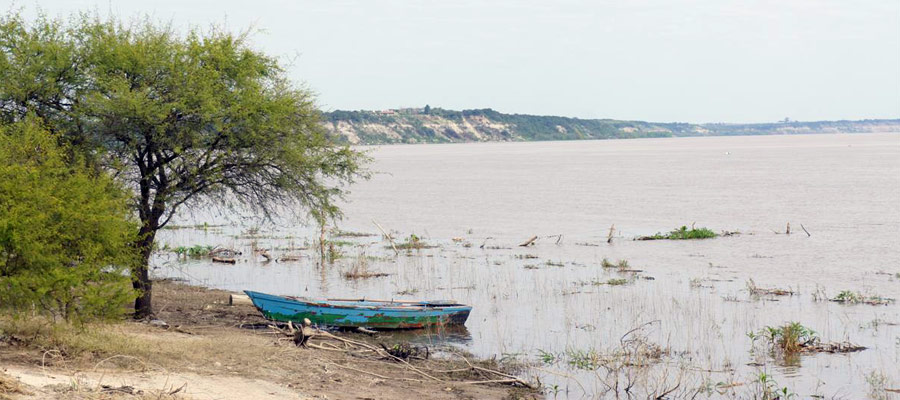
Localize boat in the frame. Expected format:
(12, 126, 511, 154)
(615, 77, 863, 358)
(244, 290, 472, 329)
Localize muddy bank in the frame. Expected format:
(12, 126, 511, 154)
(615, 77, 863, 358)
(0, 280, 537, 400)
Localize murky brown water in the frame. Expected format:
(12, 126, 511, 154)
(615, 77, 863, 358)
(156, 133, 900, 398)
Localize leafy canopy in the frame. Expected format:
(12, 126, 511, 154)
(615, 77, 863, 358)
(0, 11, 368, 316)
(0, 12, 367, 227)
(0, 117, 136, 322)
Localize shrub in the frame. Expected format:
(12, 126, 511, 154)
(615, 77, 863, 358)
(0, 118, 137, 322)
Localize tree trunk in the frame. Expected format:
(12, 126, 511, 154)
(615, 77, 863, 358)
(133, 224, 157, 318)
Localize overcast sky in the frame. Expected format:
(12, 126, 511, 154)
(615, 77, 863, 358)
(14, 0, 900, 123)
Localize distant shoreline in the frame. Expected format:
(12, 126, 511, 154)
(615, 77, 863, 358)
(323, 107, 900, 145)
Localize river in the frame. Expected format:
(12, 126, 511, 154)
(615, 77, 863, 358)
(156, 132, 900, 398)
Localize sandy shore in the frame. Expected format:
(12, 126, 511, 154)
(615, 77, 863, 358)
(0, 280, 536, 400)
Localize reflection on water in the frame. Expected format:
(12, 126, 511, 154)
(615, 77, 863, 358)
(154, 133, 900, 398)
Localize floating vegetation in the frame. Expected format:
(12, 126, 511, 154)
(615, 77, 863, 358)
(600, 258, 628, 270)
(605, 278, 629, 286)
(343, 269, 390, 280)
(636, 225, 718, 241)
(393, 234, 438, 250)
(395, 288, 419, 296)
(749, 322, 865, 356)
(523, 264, 539, 270)
(173, 245, 214, 258)
(746, 279, 796, 297)
(515, 254, 539, 259)
(331, 229, 377, 238)
(545, 260, 564, 267)
(831, 290, 895, 306)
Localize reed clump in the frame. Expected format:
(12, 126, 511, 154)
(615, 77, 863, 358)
(831, 290, 895, 306)
(601, 258, 630, 270)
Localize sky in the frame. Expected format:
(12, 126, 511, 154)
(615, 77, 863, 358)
(11, 0, 900, 123)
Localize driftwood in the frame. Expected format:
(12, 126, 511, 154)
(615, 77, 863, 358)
(211, 257, 236, 264)
(267, 325, 535, 389)
(801, 341, 866, 353)
(209, 247, 241, 257)
(800, 223, 811, 237)
(229, 293, 252, 306)
(373, 220, 399, 254)
(518, 236, 538, 247)
(607, 224, 615, 244)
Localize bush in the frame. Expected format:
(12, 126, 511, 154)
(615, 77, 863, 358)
(0, 118, 137, 322)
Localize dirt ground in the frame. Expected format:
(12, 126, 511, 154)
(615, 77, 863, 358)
(0, 280, 537, 400)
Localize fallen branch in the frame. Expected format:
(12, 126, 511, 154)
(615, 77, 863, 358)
(211, 257, 236, 264)
(800, 224, 811, 237)
(518, 236, 538, 247)
(373, 220, 399, 254)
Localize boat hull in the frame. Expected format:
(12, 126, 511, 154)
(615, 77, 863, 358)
(244, 291, 471, 329)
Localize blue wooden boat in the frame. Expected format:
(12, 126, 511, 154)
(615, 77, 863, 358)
(244, 290, 472, 329)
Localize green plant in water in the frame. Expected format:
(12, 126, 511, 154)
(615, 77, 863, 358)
(832, 290, 894, 305)
(545, 260, 564, 267)
(173, 245, 214, 258)
(834, 290, 863, 303)
(639, 226, 718, 240)
(394, 234, 437, 250)
(750, 372, 797, 400)
(606, 278, 629, 286)
(600, 258, 630, 270)
(564, 348, 603, 370)
(753, 322, 818, 354)
(536, 349, 559, 365)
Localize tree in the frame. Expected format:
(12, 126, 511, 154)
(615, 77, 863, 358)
(0, 117, 137, 322)
(423, 104, 431, 115)
(0, 13, 368, 317)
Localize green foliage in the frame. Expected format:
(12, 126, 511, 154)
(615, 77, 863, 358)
(749, 372, 797, 400)
(0, 118, 136, 322)
(172, 245, 213, 258)
(0, 11, 368, 316)
(394, 234, 437, 250)
(751, 322, 818, 354)
(832, 290, 894, 305)
(639, 226, 718, 240)
(834, 290, 864, 303)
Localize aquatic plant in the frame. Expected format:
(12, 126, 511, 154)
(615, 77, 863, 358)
(637, 226, 718, 240)
(746, 279, 796, 297)
(394, 234, 438, 250)
(747, 372, 797, 400)
(600, 258, 630, 270)
(751, 322, 818, 354)
(536, 349, 559, 365)
(545, 260, 565, 267)
(332, 229, 377, 238)
(173, 245, 214, 258)
(832, 290, 894, 306)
